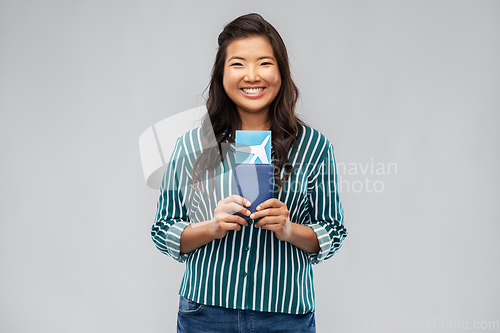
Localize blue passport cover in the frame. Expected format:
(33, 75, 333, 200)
(235, 130, 271, 164)
(233, 163, 275, 219)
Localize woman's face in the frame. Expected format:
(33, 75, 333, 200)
(223, 36, 281, 118)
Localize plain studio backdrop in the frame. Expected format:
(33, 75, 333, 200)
(1, 1, 499, 332)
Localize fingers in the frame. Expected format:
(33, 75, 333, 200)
(215, 202, 250, 219)
(250, 200, 288, 229)
(258, 223, 284, 233)
(219, 195, 251, 207)
(213, 209, 249, 225)
(219, 221, 244, 231)
(227, 202, 251, 216)
(220, 214, 249, 226)
(212, 195, 253, 235)
(255, 198, 283, 211)
(254, 215, 287, 228)
(250, 207, 285, 220)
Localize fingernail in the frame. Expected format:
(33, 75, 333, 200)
(246, 201, 251, 206)
(250, 214, 255, 219)
(246, 210, 251, 215)
(256, 206, 261, 210)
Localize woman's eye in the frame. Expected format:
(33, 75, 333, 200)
(260, 62, 272, 66)
(230, 62, 243, 66)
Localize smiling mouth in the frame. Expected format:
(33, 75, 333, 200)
(241, 87, 265, 94)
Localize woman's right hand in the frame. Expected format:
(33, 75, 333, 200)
(210, 195, 251, 239)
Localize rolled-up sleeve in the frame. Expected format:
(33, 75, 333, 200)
(305, 143, 347, 265)
(151, 138, 191, 263)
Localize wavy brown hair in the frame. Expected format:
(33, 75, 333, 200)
(192, 13, 304, 193)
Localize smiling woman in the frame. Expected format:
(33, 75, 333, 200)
(151, 13, 347, 333)
(223, 36, 282, 129)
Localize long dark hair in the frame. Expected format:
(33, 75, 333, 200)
(192, 13, 304, 193)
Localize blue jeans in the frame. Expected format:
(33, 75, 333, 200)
(177, 296, 316, 333)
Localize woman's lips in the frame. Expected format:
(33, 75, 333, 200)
(240, 87, 266, 98)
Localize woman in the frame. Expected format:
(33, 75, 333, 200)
(152, 13, 347, 333)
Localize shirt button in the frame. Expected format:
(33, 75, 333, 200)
(245, 246, 250, 251)
(243, 272, 247, 277)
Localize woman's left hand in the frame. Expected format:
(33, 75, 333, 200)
(250, 198, 292, 241)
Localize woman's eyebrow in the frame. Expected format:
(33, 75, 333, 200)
(227, 56, 245, 62)
(258, 56, 275, 61)
(227, 56, 275, 62)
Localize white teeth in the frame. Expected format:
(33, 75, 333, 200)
(242, 88, 264, 94)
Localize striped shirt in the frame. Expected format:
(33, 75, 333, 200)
(152, 124, 347, 314)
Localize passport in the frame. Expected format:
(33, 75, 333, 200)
(235, 130, 271, 164)
(233, 163, 275, 219)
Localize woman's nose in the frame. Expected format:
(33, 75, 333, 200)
(244, 67, 260, 82)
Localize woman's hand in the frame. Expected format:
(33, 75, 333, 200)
(210, 195, 251, 239)
(250, 198, 292, 242)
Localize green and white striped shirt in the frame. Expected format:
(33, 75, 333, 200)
(152, 124, 347, 314)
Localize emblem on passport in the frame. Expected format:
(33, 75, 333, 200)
(235, 130, 271, 164)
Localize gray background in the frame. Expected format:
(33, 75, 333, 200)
(1, 0, 499, 332)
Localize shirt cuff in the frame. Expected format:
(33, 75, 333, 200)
(165, 221, 191, 263)
(305, 223, 332, 265)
